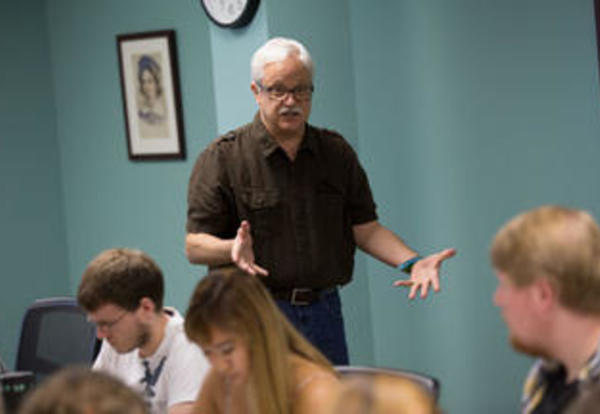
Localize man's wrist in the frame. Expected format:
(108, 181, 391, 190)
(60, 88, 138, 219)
(398, 255, 423, 274)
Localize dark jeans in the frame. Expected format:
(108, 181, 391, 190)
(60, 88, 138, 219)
(275, 289, 349, 365)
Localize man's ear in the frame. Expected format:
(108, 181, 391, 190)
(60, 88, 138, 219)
(532, 277, 556, 311)
(138, 297, 156, 315)
(250, 81, 261, 102)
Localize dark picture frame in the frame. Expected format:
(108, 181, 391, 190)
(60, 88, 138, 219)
(116, 30, 186, 160)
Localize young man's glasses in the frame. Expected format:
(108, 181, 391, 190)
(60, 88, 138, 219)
(256, 80, 314, 101)
(91, 311, 128, 331)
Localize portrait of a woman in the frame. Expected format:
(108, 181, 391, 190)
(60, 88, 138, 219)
(136, 54, 168, 138)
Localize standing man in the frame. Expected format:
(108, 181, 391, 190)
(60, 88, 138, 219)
(491, 205, 600, 413)
(78, 248, 209, 414)
(186, 37, 455, 365)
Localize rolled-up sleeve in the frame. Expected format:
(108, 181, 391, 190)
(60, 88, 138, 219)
(342, 142, 378, 225)
(186, 143, 235, 237)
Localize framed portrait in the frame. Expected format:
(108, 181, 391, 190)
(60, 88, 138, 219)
(116, 30, 186, 160)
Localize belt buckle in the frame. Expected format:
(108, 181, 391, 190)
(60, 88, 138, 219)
(290, 288, 312, 306)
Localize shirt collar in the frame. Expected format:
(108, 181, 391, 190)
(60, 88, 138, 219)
(522, 335, 600, 410)
(578, 338, 600, 381)
(250, 112, 319, 158)
(534, 335, 600, 380)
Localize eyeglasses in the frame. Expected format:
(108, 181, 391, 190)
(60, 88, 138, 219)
(256, 80, 314, 101)
(91, 311, 128, 331)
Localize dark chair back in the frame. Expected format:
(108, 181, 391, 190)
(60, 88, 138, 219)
(15, 297, 100, 383)
(335, 365, 441, 402)
(0, 371, 35, 414)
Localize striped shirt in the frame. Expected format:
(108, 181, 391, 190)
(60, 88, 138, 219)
(522, 340, 600, 414)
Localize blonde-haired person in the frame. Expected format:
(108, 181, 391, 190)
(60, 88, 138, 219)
(185, 268, 340, 414)
(491, 205, 600, 413)
(18, 366, 148, 414)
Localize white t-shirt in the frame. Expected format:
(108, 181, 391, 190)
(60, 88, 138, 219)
(93, 307, 209, 414)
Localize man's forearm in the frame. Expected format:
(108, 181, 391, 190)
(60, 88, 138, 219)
(353, 221, 418, 267)
(185, 232, 234, 266)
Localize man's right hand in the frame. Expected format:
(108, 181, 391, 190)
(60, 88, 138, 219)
(231, 220, 269, 276)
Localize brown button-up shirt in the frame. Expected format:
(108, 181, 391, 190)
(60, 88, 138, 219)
(187, 115, 377, 290)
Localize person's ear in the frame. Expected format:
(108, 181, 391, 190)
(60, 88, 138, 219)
(532, 277, 556, 311)
(251, 81, 261, 102)
(137, 297, 156, 316)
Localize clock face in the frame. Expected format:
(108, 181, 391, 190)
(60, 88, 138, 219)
(201, 0, 259, 28)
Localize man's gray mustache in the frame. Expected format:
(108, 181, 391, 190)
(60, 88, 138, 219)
(279, 107, 302, 115)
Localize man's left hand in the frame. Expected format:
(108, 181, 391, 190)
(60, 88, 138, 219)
(394, 248, 457, 299)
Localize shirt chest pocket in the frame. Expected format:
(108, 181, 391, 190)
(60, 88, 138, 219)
(316, 180, 345, 219)
(316, 189, 345, 235)
(315, 180, 349, 249)
(240, 188, 282, 238)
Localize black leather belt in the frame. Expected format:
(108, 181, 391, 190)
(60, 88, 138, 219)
(269, 287, 335, 306)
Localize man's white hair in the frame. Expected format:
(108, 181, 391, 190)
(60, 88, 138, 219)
(250, 37, 314, 83)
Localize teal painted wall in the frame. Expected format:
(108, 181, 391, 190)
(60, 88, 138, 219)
(349, 0, 600, 412)
(208, 3, 268, 134)
(44, 0, 217, 313)
(3, 0, 600, 412)
(0, 0, 69, 368)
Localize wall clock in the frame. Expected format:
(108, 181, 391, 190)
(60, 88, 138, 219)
(200, 0, 260, 28)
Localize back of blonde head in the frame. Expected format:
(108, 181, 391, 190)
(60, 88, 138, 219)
(18, 367, 147, 414)
(491, 205, 600, 314)
(334, 374, 437, 414)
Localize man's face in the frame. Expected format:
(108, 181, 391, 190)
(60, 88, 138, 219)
(493, 270, 549, 358)
(88, 303, 149, 354)
(251, 54, 312, 139)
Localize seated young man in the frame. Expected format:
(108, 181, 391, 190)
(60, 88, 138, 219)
(78, 248, 209, 414)
(491, 206, 600, 413)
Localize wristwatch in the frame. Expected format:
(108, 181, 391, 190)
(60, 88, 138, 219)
(398, 256, 423, 274)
